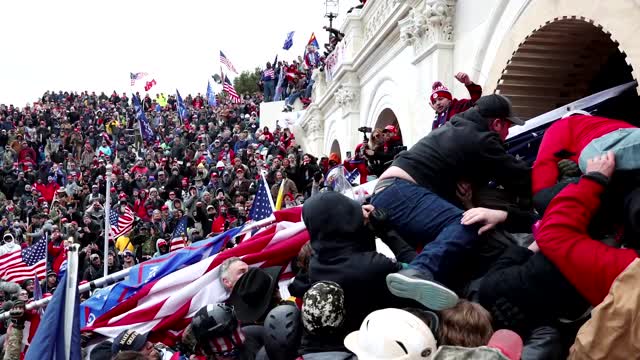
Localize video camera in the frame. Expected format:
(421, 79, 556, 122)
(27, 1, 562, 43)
(357, 126, 372, 142)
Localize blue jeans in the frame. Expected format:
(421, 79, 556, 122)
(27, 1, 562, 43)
(286, 90, 302, 106)
(371, 179, 479, 284)
(304, 79, 315, 98)
(263, 80, 275, 102)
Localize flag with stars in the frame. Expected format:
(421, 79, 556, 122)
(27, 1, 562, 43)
(170, 216, 188, 252)
(109, 205, 135, 241)
(132, 95, 154, 142)
(0, 237, 47, 283)
(249, 176, 275, 221)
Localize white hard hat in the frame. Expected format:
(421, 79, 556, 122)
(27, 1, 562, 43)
(344, 308, 437, 360)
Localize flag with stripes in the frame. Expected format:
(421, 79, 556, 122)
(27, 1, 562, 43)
(0, 237, 47, 283)
(130, 72, 148, 86)
(83, 208, 307, 345)
(109, 205, 135, 241)
(263, 68, 275, 79)
(219, 51, 237, 74)
(170, 216, 188, 252)
(223, 76, 241, 104)
(346, 168, 360, 184)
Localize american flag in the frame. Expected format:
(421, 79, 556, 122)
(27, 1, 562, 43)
(130, 72, 148, 86)
(0, 238, 47, 283)
(219, 51, 238, 74)
(249, 177, 275, 221)
(263, 68, 275, 79)
(170, 216, 188, 252)
(83, 207, 308, 345)
(223, 76, 241, 104)
(109, 205, 135, 241)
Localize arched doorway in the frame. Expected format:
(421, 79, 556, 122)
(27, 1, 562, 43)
(374, 108, 403, 142)
(330, 139, 342, 158)
(495, 18, 638, 123)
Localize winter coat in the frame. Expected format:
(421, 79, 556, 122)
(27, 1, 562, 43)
(303, 192, 403, 333)
(393, 107, 531, 207)
(537, 175, 638, 307)
(532, 115, 635, 195)
(431, 82, 482, 130)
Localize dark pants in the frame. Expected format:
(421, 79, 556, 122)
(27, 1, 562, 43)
(371, 178, 478, 284)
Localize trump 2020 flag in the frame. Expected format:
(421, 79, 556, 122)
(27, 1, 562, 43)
(133, 95, 154, 142)
(25, 271, 81, 360)
(176, 89, 189, 122)
(283, 31, 295, 50)
(79, 227, 242, 328)
(206, 80, 217, 107)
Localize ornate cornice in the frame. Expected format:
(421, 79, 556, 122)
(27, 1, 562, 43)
(399, 0, 456, 53)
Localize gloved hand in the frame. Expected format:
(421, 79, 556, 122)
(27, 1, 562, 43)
(557, 159, 581, 182)
(9, 300, 25, 329)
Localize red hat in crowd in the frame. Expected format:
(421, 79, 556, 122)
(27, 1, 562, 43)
(383, 125, 397, 134)
(236, 167, 244, 173)
(430, 81, 452, 104)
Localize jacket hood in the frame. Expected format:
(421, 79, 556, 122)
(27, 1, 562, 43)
(450, 107, 491, 131)
(302, 192, 370, 257)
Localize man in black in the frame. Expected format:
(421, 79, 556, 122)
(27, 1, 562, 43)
(371, 94, 530, 310)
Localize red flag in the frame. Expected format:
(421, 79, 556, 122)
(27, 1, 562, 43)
(144, 79, 157, 92)
(83, 208, 308, 344)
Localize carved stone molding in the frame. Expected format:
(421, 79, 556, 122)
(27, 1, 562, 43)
(335, 85, 360, 113)
(301, 116, 323, 139)
(363, 0, 408, 43)
(399, 0, 456, 52)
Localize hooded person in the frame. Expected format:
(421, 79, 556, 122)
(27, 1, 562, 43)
(153, 238, 170, 258)
(303, 191, 412, 333)
(0, 233, 20, 256)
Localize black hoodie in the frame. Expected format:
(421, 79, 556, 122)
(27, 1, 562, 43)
(303, 192, 403, 333)
(392, 108, 531, 206)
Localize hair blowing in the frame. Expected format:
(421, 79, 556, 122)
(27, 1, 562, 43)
(438, 300, 494, 347)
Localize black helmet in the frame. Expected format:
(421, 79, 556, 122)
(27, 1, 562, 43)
(191, 303, 238, 343)
(263, 305, 302, 360)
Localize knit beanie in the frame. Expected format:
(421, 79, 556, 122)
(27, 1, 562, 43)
(430, 81, 452, 104)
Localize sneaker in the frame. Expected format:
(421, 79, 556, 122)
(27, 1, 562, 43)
(386, 268, 458, 310)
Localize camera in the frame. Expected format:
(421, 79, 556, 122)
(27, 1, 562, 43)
(357, 126, 372, 134)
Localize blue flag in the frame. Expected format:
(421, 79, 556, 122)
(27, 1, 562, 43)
(176, 89, 189, 122)
(25, 271, 81, 360)
(206, 80, 217, 107)
(79, 227, 243, 328)
(283, 31, 295, 50)
(132, 95, 154, 142)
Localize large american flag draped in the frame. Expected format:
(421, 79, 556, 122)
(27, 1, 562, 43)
(130, 72, 148, 86)
(83, 208, 307, 344)
(249, 177, 274, 221)
(109, 205, 135, 241)
(223, 76, 241, 104)
(170, 216, 188, 252)
(219, 51, 237, 74)
(0, 238, 47, 283)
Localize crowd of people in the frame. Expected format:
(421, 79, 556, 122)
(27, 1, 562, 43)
(0, 33, 638, 359)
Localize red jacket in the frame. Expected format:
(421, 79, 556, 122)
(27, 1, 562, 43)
(48, 240, 66, 274)
(432, 83, 482, 129)
(35, 181, 60, 203)
(537, 176, 637, 306)
(532, 115, 635, 194)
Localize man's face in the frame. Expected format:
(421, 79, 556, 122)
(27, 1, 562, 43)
(276, 172, 283, 182)
(223, 261, 249, 290)
(18, 290, 28, 301)
(432, 97, 451, 114)
(489, 119, 512, 141)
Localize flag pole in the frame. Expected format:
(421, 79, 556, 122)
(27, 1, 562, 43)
(104, 164, 113, 277)
(64, 243, 80, 360)
(261, 171, 275, 210)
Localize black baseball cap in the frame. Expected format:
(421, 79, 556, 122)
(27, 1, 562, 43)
(112, 329, 148, 353)
(475, 94, 524, 126)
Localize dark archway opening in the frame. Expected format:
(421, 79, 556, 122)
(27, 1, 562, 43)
(374, 108, 403, 142)
(496, 17, 639, 125)
(330, 139, 342, 158)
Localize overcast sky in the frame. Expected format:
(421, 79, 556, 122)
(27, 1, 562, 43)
(0, 0, 357, 106)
